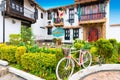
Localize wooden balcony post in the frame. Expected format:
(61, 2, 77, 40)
(6, 0, 10, 14)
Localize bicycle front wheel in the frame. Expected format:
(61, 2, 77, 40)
(82, 51, 92, 68)
(56, 57, 75, 80)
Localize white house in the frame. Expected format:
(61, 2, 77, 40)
(45, 0, 110, 43)
(0, 0, 112, 43)
(0, 0, 45, 43)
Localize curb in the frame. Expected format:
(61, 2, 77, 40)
(69, 64, 120, 80)
(9, 67, 45, 80)
(0, 60, 8, 66)
(0, 60, 45, 80)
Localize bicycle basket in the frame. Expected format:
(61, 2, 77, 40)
(62, 48, 70, 57)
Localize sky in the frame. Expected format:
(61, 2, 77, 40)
(36, 0, 120, 24)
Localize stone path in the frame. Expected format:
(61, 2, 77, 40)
(82, 71, 120, 80)
(0, 66, 25, 80)
(0, 73, 25, 80)
(69, 64, 120, 80)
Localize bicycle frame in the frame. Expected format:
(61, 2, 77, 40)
(65, 49, 86, 66)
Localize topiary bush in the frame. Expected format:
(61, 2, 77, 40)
(1, 45, 17, 63)
(15, 46, 26, 64)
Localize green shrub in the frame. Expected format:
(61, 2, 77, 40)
(9, 34, 21, 45)
(21, 53, 56, 79)
(109, 39, 118, 54)
(21, 53, 42, 72)
(74, 43, 84, 50)
(0, 43, 7, 59)
(15, 46, 26, 64)
(106, 53, 119, 64)
(1, 45, 17, 63)
(55, 48, 63, 62)
(96, 38, 114, 62)
(21, 26, 34, 45)
(118, 42, 120, 55)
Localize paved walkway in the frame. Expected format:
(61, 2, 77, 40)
(69, 64, 120, 80)
(0, 73, 25, 80)
(0, 66, 25, 80)
(82, 71, 120, 80)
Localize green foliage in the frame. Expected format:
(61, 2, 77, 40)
(106, 53, 119, 64)
(21, 26, 34, 45)
(0, 43, 7, 59)
(96, 38, 114, 61)
(9, 34, 21, 45)
(1, 45, 17, 63)
(74, 43, 84, 50)
(73, 39, 91, 50)
(21, 53, 42, 72)
(15, 46, 26, 64)
(21, 53, 56, 79)
(55, 48, 63, 62)
(118, 42, 120, 55)
(26, 44, 40, 53)
(109, 39, 118, 54)
(90, 46, 98, 54)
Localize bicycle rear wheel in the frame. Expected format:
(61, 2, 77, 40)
(56, 57, 75, 80)
(82, 51, 92, 68)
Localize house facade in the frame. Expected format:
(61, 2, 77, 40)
(45, 0, 110, 43)
(0, 0, 46, 42)
(0, 0, 110, 43)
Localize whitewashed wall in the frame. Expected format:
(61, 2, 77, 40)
(5, 18, 21, 42)
(31, 8, 47, 40)
(106, 1, 110, 39)
(107, 25, 120, 42)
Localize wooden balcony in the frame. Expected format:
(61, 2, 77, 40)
(75, 0, 99, 4)
(79, 12, 106, 24)
(5, 0, 37, 23)
(54, 18, 64, 27)
(75, 0, 109, 4)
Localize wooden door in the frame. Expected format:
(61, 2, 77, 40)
(88, 28, 98, 42)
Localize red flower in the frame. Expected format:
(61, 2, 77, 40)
(118, 57, 120, 61)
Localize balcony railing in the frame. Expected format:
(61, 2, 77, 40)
(79, 12, 105, 21)
(54, 18, 63, 24)
(10, 1, 35, 19)
(75, 0, 99, 3)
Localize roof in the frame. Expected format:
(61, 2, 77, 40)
(29, 0, 46, 12)
(46, 4, 76, 11)
(110, 24, 120, 27)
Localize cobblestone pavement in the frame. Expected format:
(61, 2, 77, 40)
(82, 71, 120, 80)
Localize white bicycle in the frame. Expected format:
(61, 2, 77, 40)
(56, 48, 92, 80)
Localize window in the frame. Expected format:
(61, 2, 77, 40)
(41, 13, 43, 19)
(64, 29, 70, 40)
(47, 27, 52, 35)
(48, 12, 52, 20)
(69, 8, 74, 23)
(73, 29, 79, 40)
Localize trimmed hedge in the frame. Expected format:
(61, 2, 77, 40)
(1, 45, 17, 63)
(15, 46, 26, 64)
(21, 53, 56, 78)
(0, 43, 7, 59)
